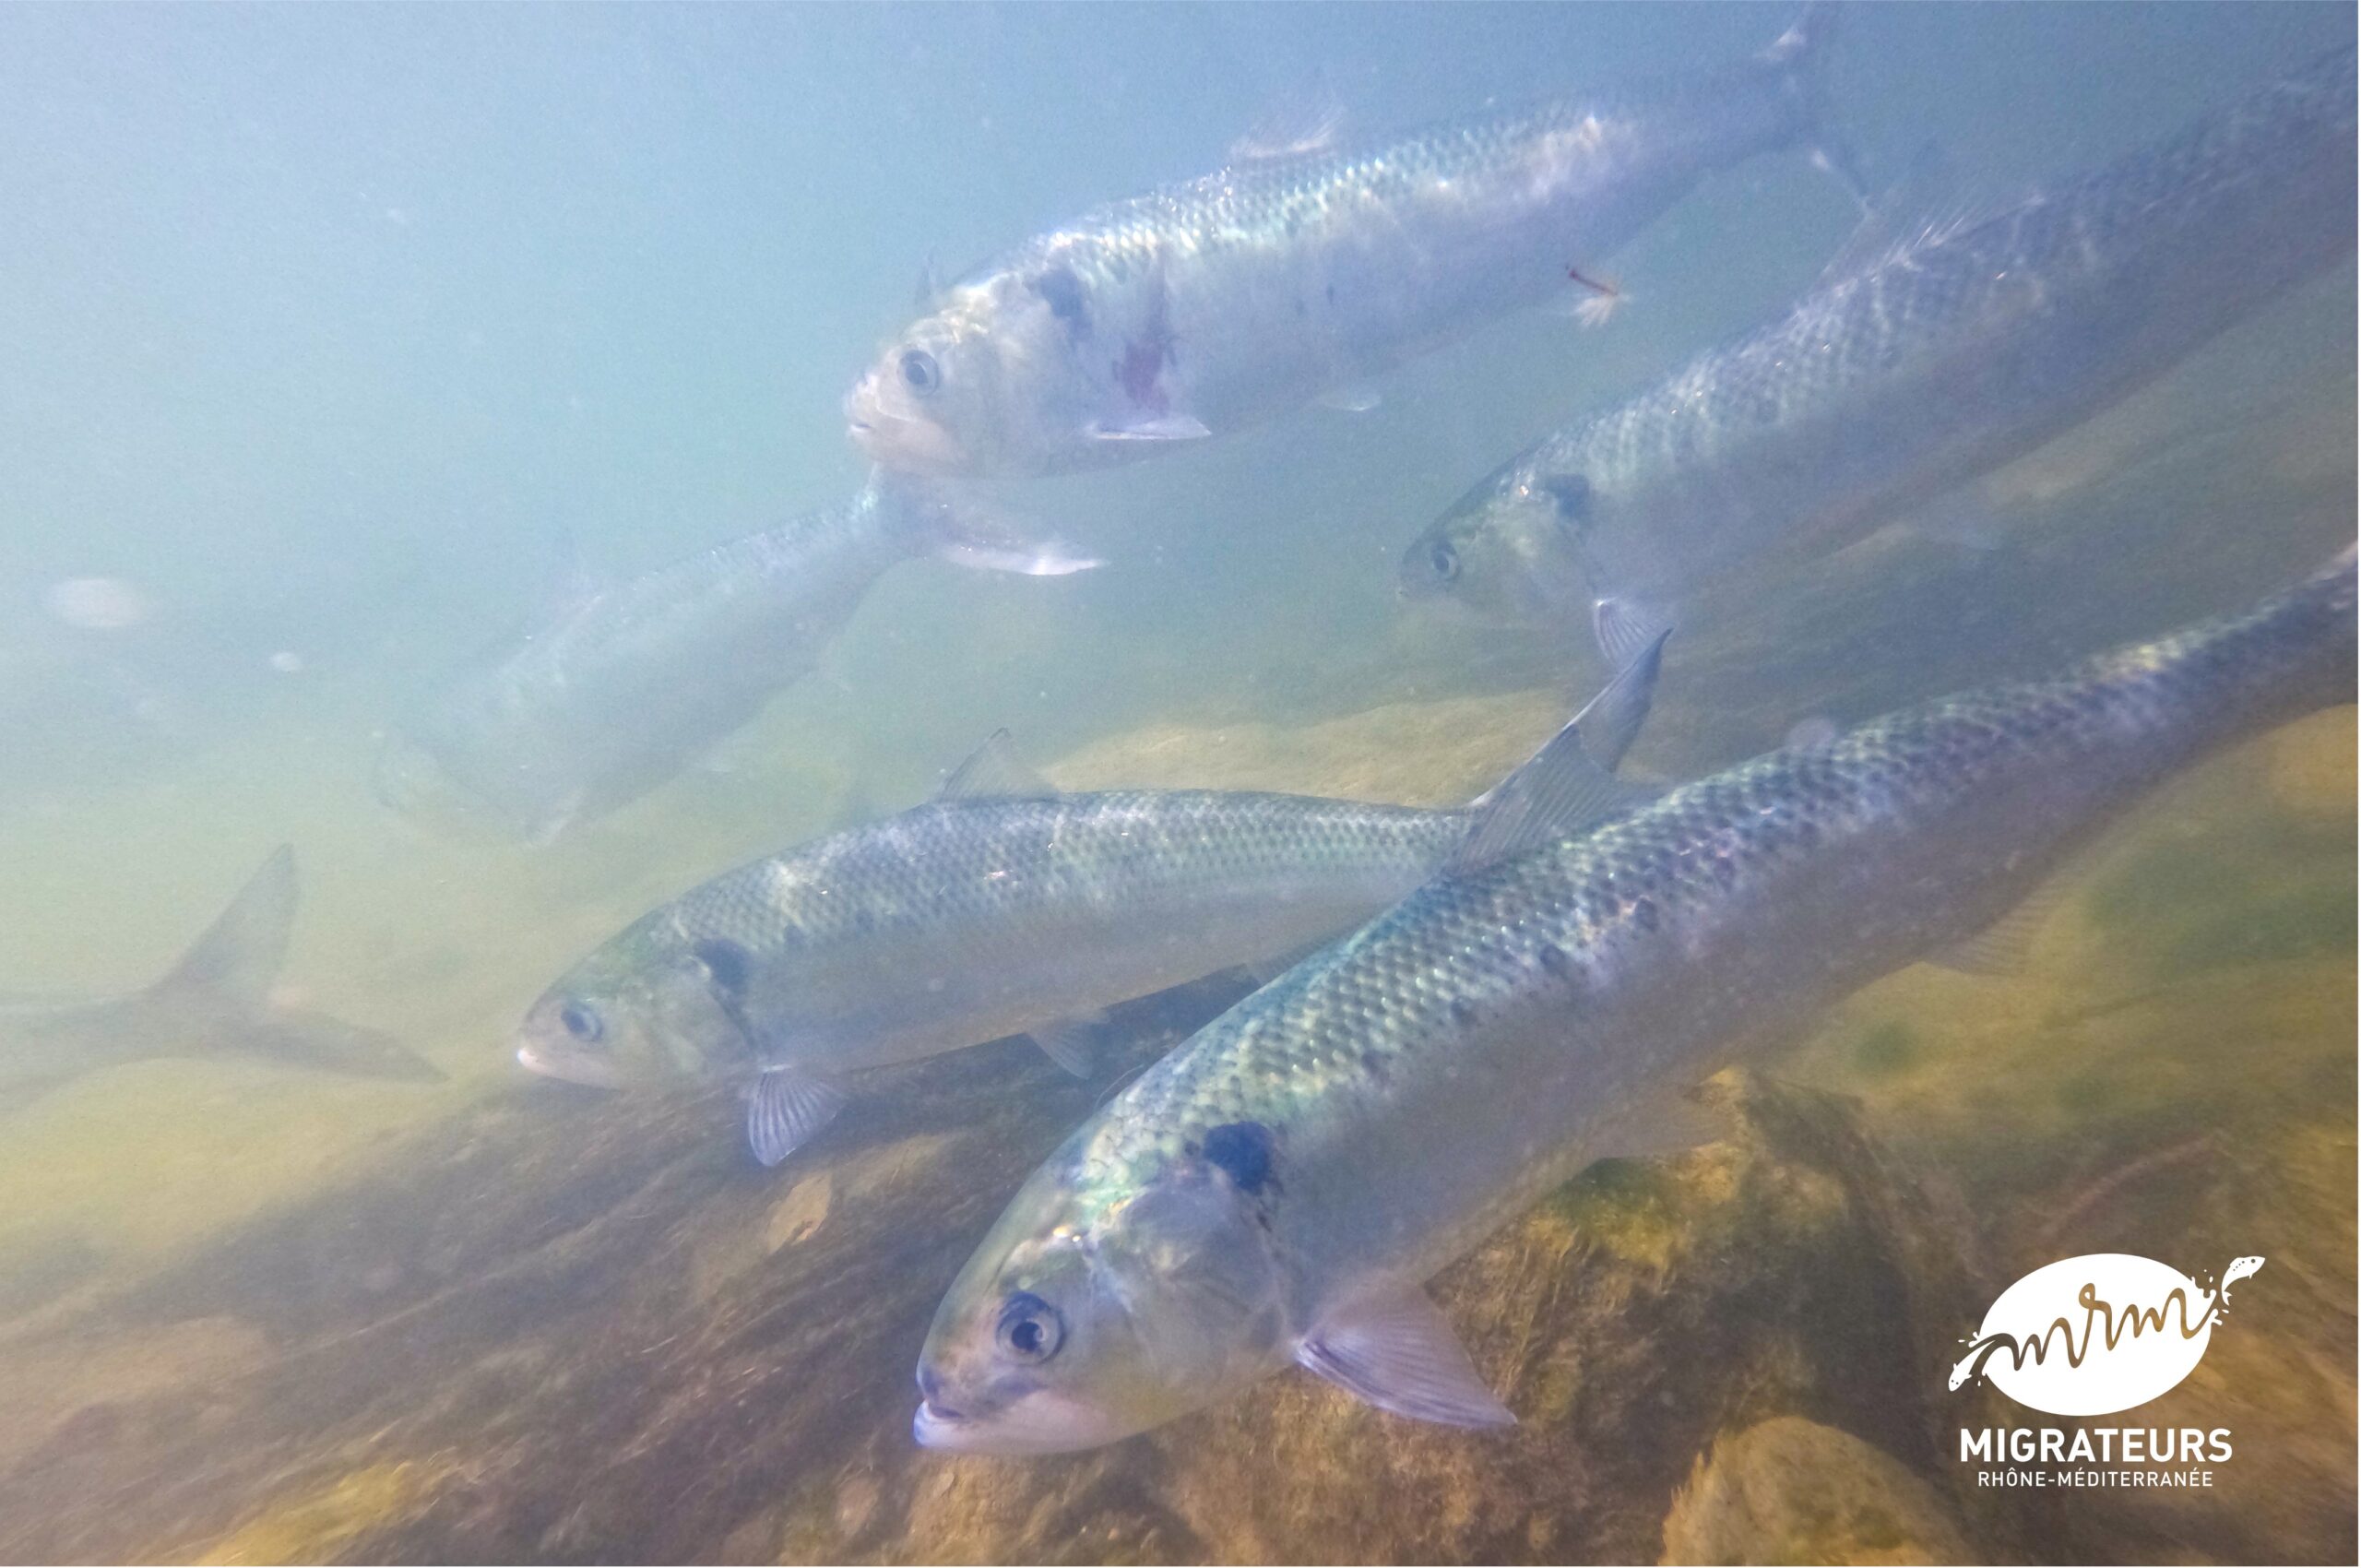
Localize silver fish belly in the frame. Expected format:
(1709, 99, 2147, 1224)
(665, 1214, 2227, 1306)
(917, 554, 2353, 1451)
(516, 766, 1479, 1161)
(847, 10, 1845, 478)
(1405, 50, 2357, 649)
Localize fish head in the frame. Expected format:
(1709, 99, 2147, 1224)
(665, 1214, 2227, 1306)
(515, 926, 743, 1090)
(1400, 459, 1598, 628)
(847, 284, 1033, 477)
(915, 1143, 1287, 1454)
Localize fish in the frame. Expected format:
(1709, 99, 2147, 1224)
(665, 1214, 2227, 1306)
(374, 474, 1097, 843)
(915, 551, 2355, 1454)
(0, 846, 440, 1105)
(845, 6, 1855, 478)
(516, 652, 1663, 1167)
(1401, 50, 2357, 660)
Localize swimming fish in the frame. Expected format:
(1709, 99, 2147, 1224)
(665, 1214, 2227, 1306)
(516, 654, 1661, 1167)
(1401, 50, 2357, 659)
(375, 475, 1097, 844)
(845, 7, 1853, 478)
(915, 551, 2354, 1453)
(0, 846, 439, 1105)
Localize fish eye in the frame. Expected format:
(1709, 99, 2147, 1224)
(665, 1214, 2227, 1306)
(1428, 540, 1461, 584)
(996, 1290, 1065, 1362)
(559, 1001, 604, 1043)
(899, 349, 942, 396)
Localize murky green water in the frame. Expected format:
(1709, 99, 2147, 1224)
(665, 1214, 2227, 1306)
(0, 6, 2352, 1562)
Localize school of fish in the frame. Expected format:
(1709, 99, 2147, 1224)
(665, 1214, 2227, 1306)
(8, 9, 2354, 1490)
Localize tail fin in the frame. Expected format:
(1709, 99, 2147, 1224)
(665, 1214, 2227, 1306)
(155, 844, 298, 1011)
(151, 847, 445, 1083)
(1763, 2, 1871, 212)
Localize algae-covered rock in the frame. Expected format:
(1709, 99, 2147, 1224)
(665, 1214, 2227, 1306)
(0, 1054, 2009, 1564)
(1659, 1417, 1974, 1565)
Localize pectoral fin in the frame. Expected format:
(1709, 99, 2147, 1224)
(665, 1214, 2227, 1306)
(1315, 384, 1382, 414)
(1086, 412, 1212, 443)
(1296, 1286, 1515, 1429)
(744, 1068, 848, 1167)
(1591, 596, 1675, 671)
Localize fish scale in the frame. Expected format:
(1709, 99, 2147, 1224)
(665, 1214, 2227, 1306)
(1086, 560, 2354, 1264)
(516, 780, 1479, 1128)
(848, 11, 1844, 477)
(657, 793, 1461, 968)
(1406, 48, 2357, 640)
(918, 556, 2352, 1455)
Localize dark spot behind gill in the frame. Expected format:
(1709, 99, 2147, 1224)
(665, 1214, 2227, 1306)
(1200, 1121, 1277, 1194)
(691, 937, 752, 997)
(1027, 265, 1091, 340)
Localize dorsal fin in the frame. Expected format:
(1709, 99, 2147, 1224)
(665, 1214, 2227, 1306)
(1449, 633, 1667, 876)
(937, 730, 1059, 802)
(1228, 77, 1347, 164)
(537, 532, 601, 622)
(1814, 143, 1999, 289)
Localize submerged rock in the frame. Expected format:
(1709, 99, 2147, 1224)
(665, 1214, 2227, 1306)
(1659, 1417, 1974, 1566)
(0, 1054, 2022, 1564)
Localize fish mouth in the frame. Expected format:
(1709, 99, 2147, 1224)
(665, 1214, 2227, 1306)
(909, 1385, 1131, 1455)
(912, 1400, 981, 1451)
(516, 1040, 623, 1089)
(843, 384, 972, 476)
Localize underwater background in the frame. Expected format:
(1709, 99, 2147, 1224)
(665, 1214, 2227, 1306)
(0, 3, 2352, 1562)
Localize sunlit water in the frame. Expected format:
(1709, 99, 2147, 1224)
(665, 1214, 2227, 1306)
(0, 6, 2351, 1562)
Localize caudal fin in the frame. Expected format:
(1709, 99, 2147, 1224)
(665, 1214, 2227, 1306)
(154, 845, 299, 1011)
(150, 847, 445, 1083)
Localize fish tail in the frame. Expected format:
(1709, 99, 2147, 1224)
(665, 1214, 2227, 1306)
(150, 847, 445, 1082)
(151, 845, 301, 1013)
(1764, 2, 1872, 212)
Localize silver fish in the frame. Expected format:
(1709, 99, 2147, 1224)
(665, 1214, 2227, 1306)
(846, 8, 1851, 478)
(1403, 50, 2357, 659)
(0, 846, 438, 1104)
(516, 664, 1659, 1167)
(916, 553, 2354, 1453)
(375, 477, 1095, 843)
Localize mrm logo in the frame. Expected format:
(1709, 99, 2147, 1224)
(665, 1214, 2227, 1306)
(1950, 1253, 2262, 1418)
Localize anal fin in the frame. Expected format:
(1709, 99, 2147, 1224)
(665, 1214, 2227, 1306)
(1028, 1014, 1102, 1077)
(1296, 1285, 1514, 1429)
(1928, 869, 2076, 979)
